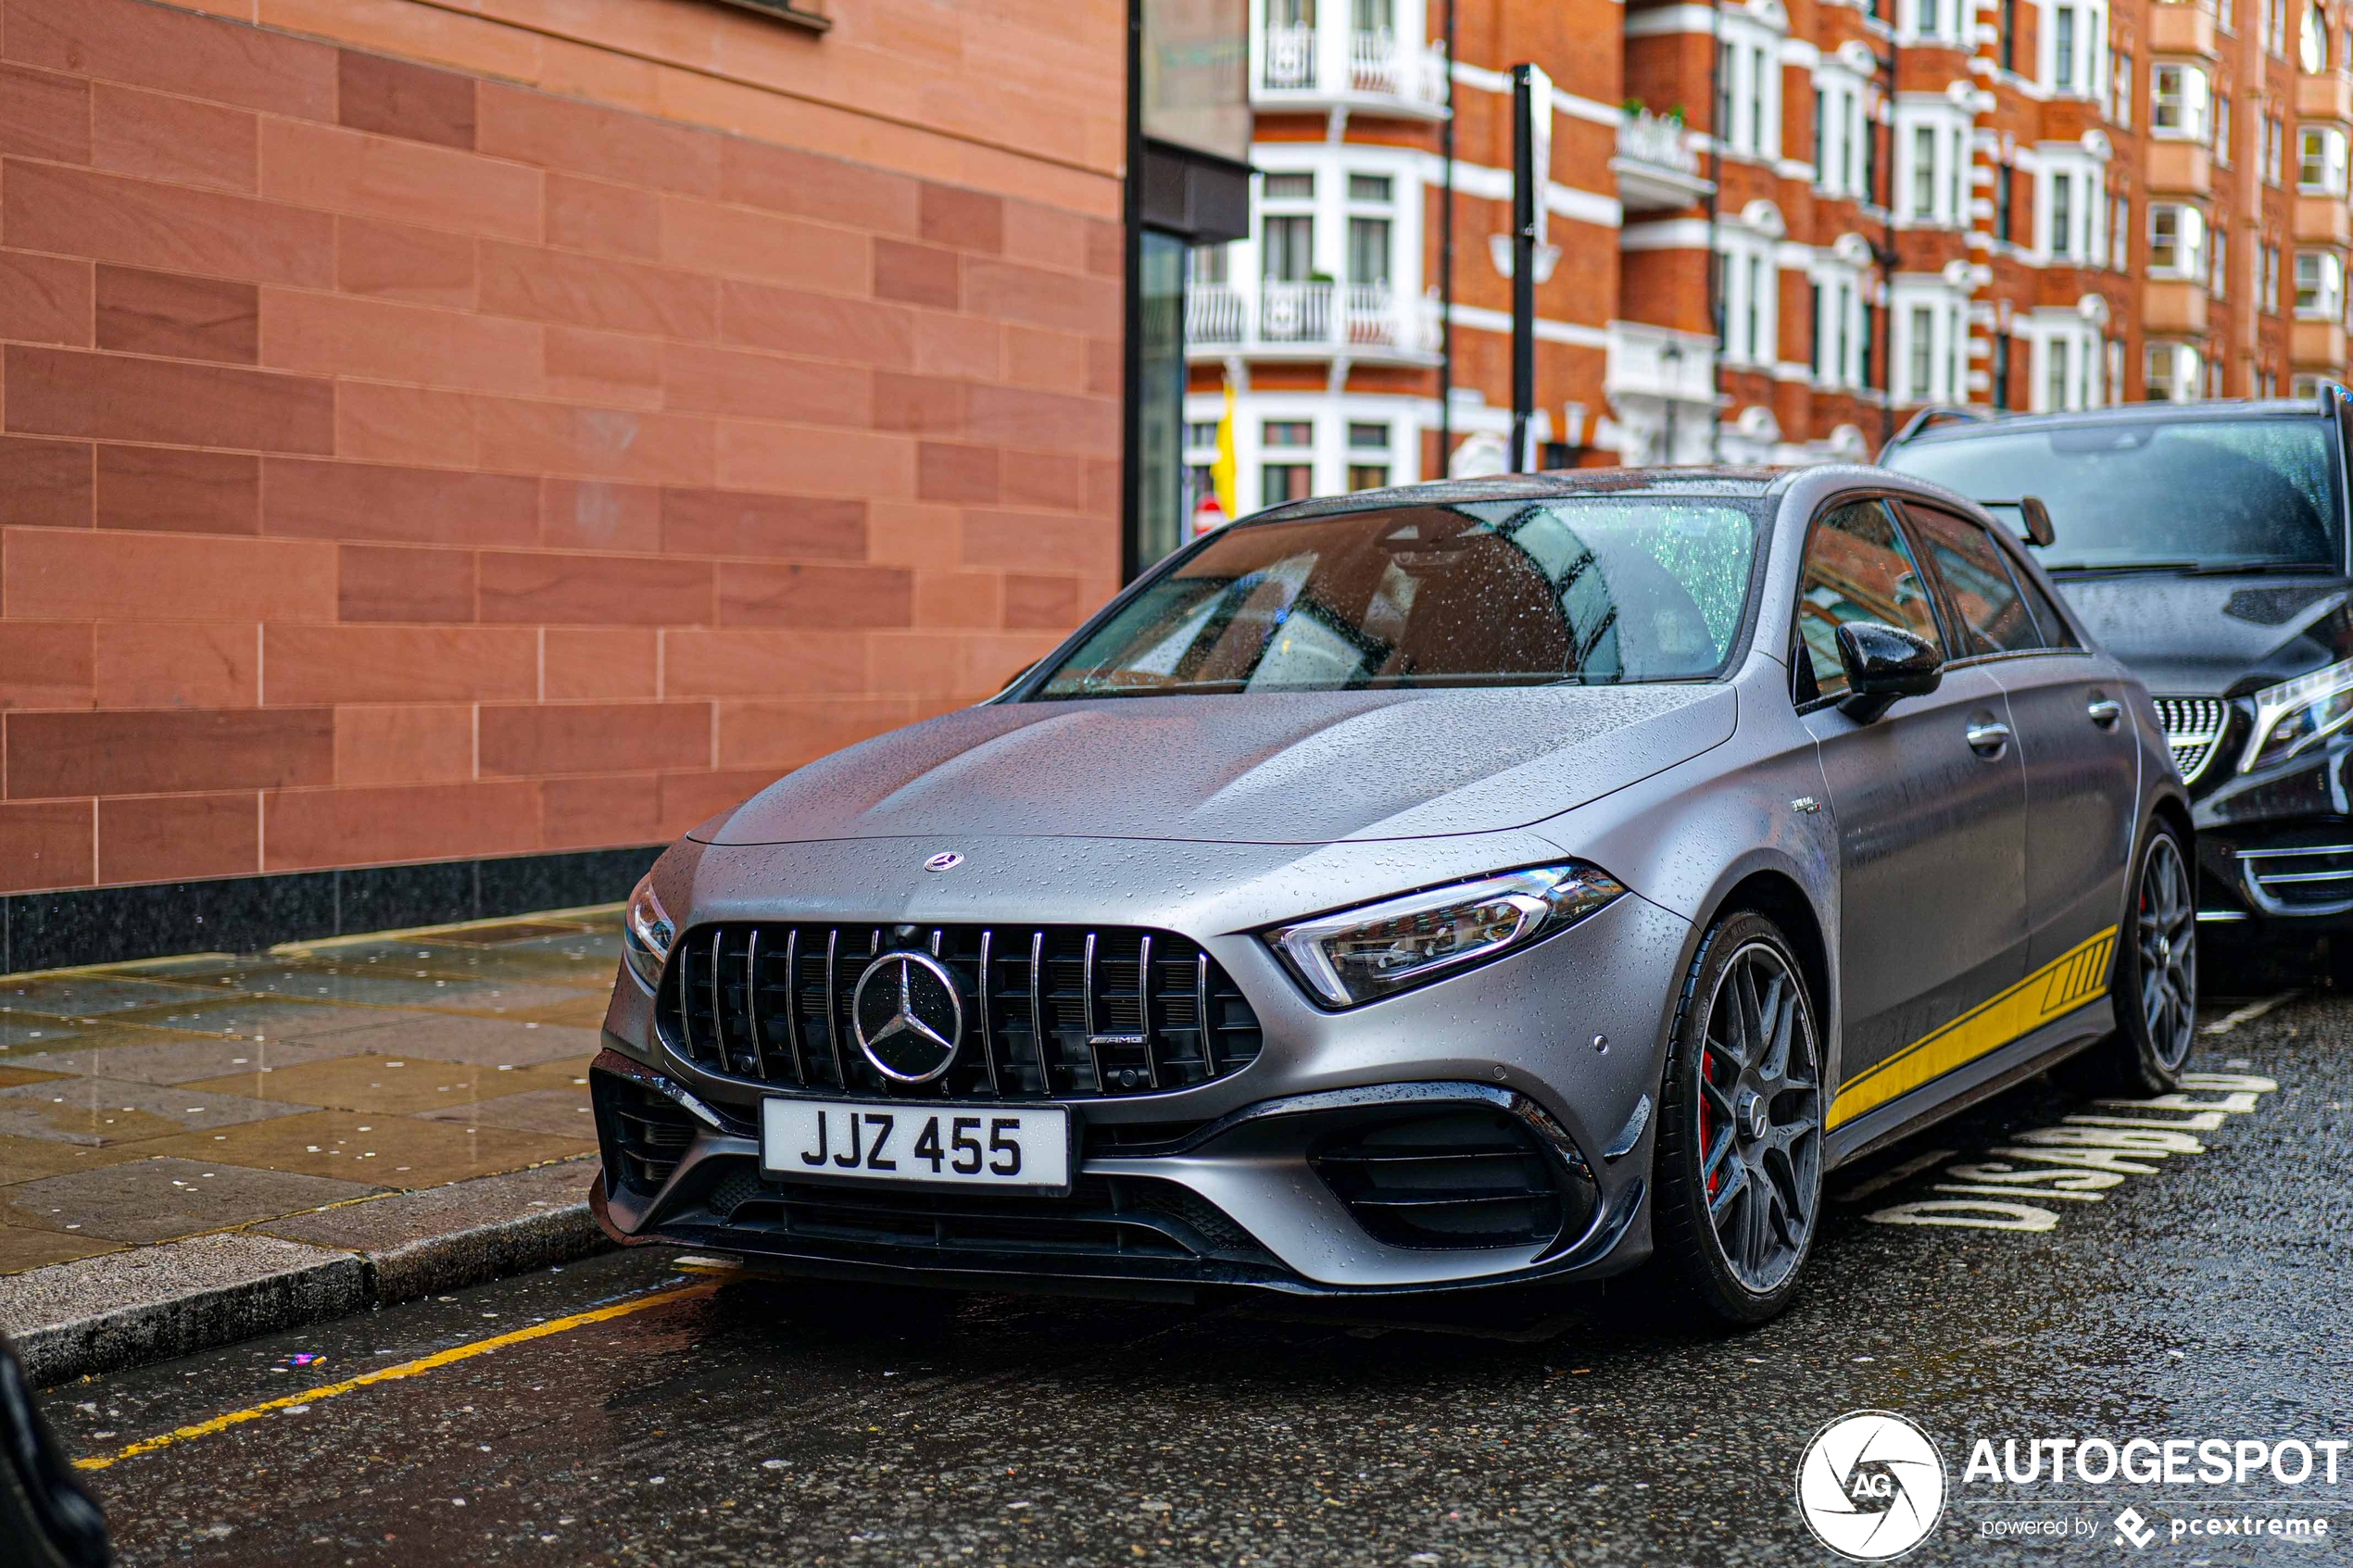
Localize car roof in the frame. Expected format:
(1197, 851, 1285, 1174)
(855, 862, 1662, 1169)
(1241, 466, 1789, 527)
(1885, 394, 2336, 455)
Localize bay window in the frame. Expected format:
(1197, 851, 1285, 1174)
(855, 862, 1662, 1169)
(2145, 342, 2202, 402)
(2147, 203, 2207, 278)
(2298, 126, 2349, 195)
(2152, 64, 2211, 141)
(2294, 249, 2343, 318)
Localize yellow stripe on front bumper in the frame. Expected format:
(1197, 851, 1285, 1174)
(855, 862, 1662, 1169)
(1826, 925, 2118, 1129)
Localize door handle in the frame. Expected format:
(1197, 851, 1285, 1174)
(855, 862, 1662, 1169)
(1966, 719, 2012, 757)
(2087, 696, 2123, 729)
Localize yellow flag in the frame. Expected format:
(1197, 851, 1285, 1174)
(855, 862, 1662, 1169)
(1212, 379, 1239, 520)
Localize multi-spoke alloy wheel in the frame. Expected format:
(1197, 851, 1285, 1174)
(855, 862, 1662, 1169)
(2065, 818, 2197, 1098)
(2136, 832, 2196, 1073)
(1653, 911, 1825, 1324)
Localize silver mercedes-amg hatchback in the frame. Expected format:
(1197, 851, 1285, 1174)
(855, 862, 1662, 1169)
(590, 466, 2193, 1323)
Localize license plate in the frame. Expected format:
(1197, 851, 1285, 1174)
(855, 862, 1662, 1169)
(759, 1098, 1071, 1194)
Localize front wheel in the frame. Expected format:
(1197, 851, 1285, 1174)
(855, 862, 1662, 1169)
(2065, 820, 2196, 1098)
(1651, 911, 1825, 1326)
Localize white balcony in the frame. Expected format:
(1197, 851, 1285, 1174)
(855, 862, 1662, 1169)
(1188, 279, 1442, 361)
(1253, 21, 1449, 117)
(1613, 110, 1713, 212)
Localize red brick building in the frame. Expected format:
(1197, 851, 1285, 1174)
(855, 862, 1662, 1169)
(1195, 0, 2353, 496)
(0, 0, 1128, 969)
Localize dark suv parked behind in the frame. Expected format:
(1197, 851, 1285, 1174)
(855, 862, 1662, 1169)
(1881, 391, 2353, 943)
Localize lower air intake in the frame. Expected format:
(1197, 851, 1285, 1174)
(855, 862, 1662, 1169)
(1310, 1108, 1582, 1249)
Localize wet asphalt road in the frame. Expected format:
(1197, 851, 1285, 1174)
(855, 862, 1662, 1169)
(44, 994, 2353, 1567)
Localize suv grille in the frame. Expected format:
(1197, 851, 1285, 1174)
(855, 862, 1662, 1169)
(2154, 696, 2229, 784)
(661, 923, 1264, 1099)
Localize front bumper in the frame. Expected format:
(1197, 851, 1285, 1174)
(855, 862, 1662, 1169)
(2184, 725, 2353, 926)
(586, 1050, 1649, 1299)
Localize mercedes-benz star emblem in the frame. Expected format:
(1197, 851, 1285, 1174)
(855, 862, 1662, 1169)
(924, 851, 963, 872)
(850, 951, 963, 1084)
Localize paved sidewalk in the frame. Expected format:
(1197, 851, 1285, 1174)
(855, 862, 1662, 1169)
(0, 908, 620, 1278)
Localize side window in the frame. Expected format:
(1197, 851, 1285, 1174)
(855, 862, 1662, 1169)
(2006, 558, 2083, 649)
(1901, 504, 2042, 655)
(1794, 499, 1945, 700)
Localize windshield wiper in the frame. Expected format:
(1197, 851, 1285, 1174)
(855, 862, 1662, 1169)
(2176, 558, 2337, 576)
(2043, 559, 2203, 576)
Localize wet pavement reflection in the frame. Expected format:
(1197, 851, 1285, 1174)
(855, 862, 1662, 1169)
(50, 994, 2353, 1566)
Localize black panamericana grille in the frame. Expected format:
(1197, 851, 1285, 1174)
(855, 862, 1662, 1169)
(2154, 696, 2231, 785)
(660, 923, 1264, 1099)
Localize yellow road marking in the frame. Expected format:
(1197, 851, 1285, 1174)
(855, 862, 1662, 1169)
(73, 1281, 716, 1472)
(1828, 926, 2118, 1128)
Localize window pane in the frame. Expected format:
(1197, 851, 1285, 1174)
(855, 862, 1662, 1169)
(1263, 420, 1314, 446)
(1347, 216, 1391, 284)
(1347, 421, 1390, 447)
(1260, 463, 1314, 508)
(1263, 171, 1315, 200)
(1346, 173, 1393, 202)
(1905, 504, 2043, 654)
(1263, 215, 1314, 279)
(1036, 499, 1765, 697)
(1795, 499, 1946, 697)
(1347, 464, 1390, 491)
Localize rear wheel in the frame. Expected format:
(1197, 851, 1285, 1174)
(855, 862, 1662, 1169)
(1651, 912, 1825, 1326)
(2064, 820, 2196, 1098)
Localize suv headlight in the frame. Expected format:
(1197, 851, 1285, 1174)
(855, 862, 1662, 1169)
(1266, 863, 1627, 1009)
(2242, 657, 2353, 774)
(622, 875, 674, 992)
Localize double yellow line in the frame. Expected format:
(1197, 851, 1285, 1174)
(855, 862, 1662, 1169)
(74, 1281, 716, 1472)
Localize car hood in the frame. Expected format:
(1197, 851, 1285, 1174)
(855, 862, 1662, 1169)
(2052, 572, 2353, 694)
(691, 685, 1739, 847)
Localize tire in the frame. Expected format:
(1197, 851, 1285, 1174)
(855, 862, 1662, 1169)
(2062, 818, 2197, 1098)
(1650, 910, 1826, 1326)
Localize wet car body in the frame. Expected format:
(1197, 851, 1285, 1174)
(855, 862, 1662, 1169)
(1881, 394, 2353, 935)
(588, 466, 2187, 1313)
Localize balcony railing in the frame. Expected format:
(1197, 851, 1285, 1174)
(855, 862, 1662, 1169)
(1188, 280, 1441, 358)
(1613, 109, 1713, 212)
(1256, 25, 1449, 113)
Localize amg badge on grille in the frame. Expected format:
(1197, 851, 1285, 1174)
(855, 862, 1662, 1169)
(851, 951, 963, 1083)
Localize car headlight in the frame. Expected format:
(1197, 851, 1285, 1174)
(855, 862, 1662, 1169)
(622, 875, 674, 992)
(2242, 657, 2353, 774)
(1265, 863, 1627, 1009)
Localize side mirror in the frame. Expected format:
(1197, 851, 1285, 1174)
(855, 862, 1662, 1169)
(2018, 495, 2056, 547)
(1835, 621, 1942, 723)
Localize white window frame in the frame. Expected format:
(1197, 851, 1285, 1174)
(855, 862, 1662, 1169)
(2295, 248, 2344, 319)
(2146, 202, 2208, 279)
(1716, 229, 1780, 370)
(2152, 63, 2212, 142)
(1894, 101, 1973, 227)
(1806, 260, 1868, 388)
(2044, 0, 2108, 96)
(1716, 14, 1786, 163)
(2145, 341, 2203, 403)
(2298, 125, 2349, 194)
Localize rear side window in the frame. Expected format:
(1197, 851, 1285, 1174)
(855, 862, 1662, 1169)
(1794, 499, 1945, 699)
(1901, 504, 2043, 655)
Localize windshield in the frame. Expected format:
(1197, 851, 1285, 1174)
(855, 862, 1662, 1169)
(1032, 497, 1762, 699)
(1882, 417, 2346, 572)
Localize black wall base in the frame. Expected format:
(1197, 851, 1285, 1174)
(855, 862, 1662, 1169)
(0, 846, 664, 976)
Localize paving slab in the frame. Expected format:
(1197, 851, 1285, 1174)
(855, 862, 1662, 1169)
(0, 1034, 347, 1085)
(0, 976, 237, 1020)
(0, 1225, 124, 1274)
(0, 1157, 382, 1245)
(257, 1157, 601, 1302)
(111, 997, 404, 1042)
(135, 1108, 595, 1187)
(419, 1085, 600, 1137)
(0, 1019, 82, 1048)
(0, 1232, 367, 1386)
(211, 963, 590, 1014)
(321, 1013, 603, 1067)
(181, 1055, 581, 1116)
(0, 1076, 316, 1146)
(0, 1136, 143, 1188)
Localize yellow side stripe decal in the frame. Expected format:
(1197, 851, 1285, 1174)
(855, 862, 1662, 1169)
(1826, 925, 2117, 1130)
(73, 1281, 717, 1472)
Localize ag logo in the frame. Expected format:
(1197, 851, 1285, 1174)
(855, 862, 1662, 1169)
(1795, 1410, 1947, 1561)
